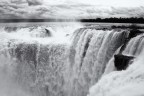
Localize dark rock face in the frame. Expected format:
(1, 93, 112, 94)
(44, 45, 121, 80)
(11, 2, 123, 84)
(128, 29, 143, 39)
(45, 29, 52, 37)
(114, 54, 134, 71)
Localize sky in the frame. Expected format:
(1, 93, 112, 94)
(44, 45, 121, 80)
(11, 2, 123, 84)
(0, 0, 144, 19)
(43, 0, 144, 7)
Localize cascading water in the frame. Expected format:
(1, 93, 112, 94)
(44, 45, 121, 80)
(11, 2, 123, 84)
(104, 33, 144, 74)
(0, 25, 72, 96)
(88, 33, 144, 96)
(65, 28, 127, 96)
(0, 24, 143, 96)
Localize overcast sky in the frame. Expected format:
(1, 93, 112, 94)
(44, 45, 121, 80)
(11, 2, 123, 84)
(43, 0, 144, 7)
(0, 0, 144, 19)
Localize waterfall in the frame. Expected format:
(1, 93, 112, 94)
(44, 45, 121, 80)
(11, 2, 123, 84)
(0, 26, 71, 96)
(0, 37, 69, 96)
(0, 25, 140, 96)
(65, 28, 127, 96)
(104, 33, 144, 74)
(87, 34, 144, 96)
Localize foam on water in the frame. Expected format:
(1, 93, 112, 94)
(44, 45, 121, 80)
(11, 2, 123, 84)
(88, 47, 144, 96)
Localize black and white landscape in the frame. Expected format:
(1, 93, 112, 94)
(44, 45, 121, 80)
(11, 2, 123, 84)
(0, 0, 144, 96)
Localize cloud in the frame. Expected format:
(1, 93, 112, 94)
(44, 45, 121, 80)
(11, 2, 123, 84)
(0, 0, 144, 19)
(26, 0, 43, 6)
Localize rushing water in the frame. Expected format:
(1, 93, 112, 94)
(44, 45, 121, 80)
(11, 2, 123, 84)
(0, 23, 144, 96)
(88, 35, 144, 96)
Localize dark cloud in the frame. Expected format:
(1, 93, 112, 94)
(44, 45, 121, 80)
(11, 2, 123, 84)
(26, 0, 42, 6)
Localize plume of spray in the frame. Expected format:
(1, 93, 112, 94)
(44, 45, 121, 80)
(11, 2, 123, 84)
(0, 28, 33, 96)
(1, 22, 84, 44)
(0, 55, 32, 96)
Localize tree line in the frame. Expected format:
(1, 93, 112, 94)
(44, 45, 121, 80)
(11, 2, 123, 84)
(0, 17, 144, 23)
(80, 17, 144, 23)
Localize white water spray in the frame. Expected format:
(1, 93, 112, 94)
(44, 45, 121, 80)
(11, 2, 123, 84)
(88, 46, 144, 96)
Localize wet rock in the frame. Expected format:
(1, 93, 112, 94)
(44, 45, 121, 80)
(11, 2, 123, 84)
(45, 29, 52, 37)
(114, 54, 134, 71)
(128, 29, 143, 39)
